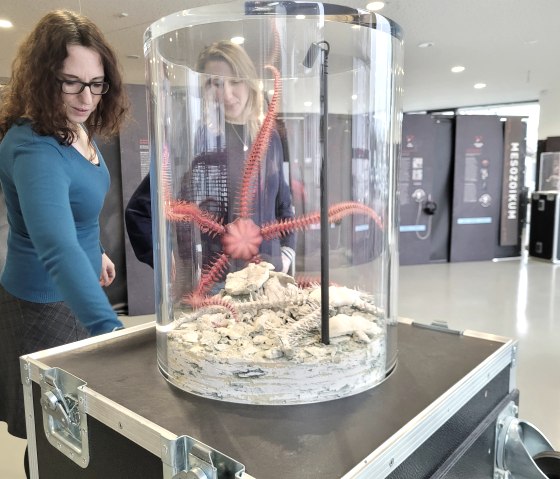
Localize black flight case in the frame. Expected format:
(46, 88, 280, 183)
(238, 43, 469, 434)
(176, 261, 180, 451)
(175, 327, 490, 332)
(22, 319, 547, 478)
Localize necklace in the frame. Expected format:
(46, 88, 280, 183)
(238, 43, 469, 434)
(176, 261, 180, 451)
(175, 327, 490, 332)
(231, 124, 249, 151)
(78, 124, 99, 165)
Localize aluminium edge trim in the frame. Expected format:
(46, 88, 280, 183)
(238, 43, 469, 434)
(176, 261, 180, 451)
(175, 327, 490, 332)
(24, 357, 247, 476)
(81, 386, 177, 460)
(343, 336, 517, 478)
(25, 322, 156, 361)
(23, 354, 176, 462)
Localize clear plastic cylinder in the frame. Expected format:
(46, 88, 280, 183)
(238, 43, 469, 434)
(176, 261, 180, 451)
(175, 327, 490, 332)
(144, 1, 403, 405)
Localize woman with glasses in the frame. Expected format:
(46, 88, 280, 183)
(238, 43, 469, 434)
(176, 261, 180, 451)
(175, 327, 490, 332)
(0, 10, 129, 472)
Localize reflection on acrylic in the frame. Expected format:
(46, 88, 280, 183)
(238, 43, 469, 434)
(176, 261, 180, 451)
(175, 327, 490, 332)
(145, 2, 403, 404)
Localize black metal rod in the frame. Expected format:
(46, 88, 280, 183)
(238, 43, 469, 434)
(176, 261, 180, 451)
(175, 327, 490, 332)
(319, 44, 330, 345)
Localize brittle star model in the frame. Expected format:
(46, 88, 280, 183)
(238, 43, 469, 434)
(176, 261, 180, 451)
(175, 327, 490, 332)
(162, 64, 383, 319)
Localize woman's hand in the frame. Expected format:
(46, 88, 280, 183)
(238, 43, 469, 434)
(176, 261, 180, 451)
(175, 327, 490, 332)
(100, 253, 116, 287)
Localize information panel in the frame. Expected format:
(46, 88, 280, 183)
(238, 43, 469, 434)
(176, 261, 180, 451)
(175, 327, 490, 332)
(450, 116, 503, 262)
(119, 84, 155, 316)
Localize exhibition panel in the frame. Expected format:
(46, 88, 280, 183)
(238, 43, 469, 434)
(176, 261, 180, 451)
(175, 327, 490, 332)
(450, 115, 525, 262)
(118, 84, 155, 316)
(399, 114, 453, 265)
(399, 114, 526, 266)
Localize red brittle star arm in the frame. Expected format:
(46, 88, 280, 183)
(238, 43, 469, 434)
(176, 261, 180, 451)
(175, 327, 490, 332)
(238, 64, 281, 219)
(221, 66, 282, 260)
(180, 253, 239, 321)
(166, 200, 226, 237)
(260, 201, 384, 240)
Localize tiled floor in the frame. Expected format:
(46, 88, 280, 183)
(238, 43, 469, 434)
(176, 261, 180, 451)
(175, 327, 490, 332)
(1, 257, 558, 477)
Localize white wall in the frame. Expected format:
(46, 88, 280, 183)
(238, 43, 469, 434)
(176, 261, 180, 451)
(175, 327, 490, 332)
(538, 88, 560, 140)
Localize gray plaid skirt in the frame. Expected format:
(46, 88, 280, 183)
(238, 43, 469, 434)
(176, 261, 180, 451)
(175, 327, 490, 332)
(0, 284, 89, 439)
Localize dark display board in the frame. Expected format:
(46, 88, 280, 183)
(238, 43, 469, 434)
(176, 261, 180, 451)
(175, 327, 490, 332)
(496, 117, 526, 258)
(282, 113, 355, 272)
(98, 137, 127, 312)
(119, 84, 155, 316)
(449, 116, 527, 261)
(431, 117, 454, 262)
(399, 114, 453, 265)
(450, 116, 504, 262)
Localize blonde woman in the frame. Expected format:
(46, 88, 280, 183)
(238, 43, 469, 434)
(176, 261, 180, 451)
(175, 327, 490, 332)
(126, 41, 295, 276)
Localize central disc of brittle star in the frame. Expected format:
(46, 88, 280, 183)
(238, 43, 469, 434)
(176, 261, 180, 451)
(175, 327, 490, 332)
(222, 218, 263, 261)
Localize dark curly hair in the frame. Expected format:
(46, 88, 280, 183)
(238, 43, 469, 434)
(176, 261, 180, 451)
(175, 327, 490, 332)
(0, 10, 129, 145)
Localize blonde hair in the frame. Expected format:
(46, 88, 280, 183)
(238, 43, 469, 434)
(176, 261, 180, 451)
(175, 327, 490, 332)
(196, 41, 262, 140)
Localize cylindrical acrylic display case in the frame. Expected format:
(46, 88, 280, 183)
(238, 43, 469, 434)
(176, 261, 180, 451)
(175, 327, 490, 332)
(539, 152, 560, 191)
(144, 1, 403, 405)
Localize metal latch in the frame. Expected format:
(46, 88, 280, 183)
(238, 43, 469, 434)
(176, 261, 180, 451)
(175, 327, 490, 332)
(173, 443, 217, 479)
(170, 436, 245, 479)
(40, 368, 90, 468)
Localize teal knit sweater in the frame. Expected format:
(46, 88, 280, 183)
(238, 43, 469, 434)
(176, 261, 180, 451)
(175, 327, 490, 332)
(0, 121, 122, 335)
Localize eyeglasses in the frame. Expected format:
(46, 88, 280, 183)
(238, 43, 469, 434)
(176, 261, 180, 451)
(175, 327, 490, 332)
(59, 79, 110, 95)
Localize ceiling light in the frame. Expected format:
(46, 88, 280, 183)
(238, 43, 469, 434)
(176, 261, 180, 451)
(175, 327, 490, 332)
(296, 14, 306, 19)
(366, 2, 385, 11)
(417, 42, 435, 48)
(0, 19, 13, 28)
(474, 83, 487, 89)
(304, 101, 312, 107)
(451, 65, 465, 73)
(231, 36, 245, 45)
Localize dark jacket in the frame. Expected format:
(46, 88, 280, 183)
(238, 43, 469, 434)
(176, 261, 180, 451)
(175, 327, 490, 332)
(124, 173, 154, 267)
(125, 126, 295, 272)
